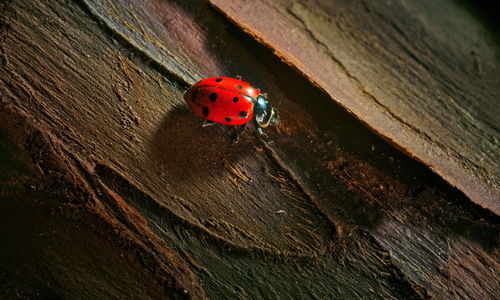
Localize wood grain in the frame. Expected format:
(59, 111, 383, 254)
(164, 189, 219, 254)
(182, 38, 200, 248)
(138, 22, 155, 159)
(1, 0, 498, 298)
(208, 0, 500, 215)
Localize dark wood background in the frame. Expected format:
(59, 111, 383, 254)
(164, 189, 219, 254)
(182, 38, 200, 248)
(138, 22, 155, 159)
(1, 0, 498, 299)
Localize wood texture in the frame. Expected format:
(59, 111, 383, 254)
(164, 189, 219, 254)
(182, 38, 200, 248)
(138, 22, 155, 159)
(1, 0, 498, 299)
(209, 0, 500, 215)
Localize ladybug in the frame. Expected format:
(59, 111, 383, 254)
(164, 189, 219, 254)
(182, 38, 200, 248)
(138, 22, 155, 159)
(184, 77, 279, 134)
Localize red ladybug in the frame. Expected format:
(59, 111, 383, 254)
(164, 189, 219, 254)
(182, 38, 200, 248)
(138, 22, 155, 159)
(184, 77, 279, 134)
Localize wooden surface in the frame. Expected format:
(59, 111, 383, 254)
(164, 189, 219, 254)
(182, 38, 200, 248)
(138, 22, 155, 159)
(0, 0, 498, 299)
(209, 0, 500, 215)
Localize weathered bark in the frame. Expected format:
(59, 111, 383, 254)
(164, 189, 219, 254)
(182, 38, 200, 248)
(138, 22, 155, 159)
(208, 0, 500, 215)
(0, 0, 498, 299)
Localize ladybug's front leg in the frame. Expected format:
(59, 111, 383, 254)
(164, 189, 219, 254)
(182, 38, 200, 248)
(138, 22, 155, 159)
(252, 116, 265, 135)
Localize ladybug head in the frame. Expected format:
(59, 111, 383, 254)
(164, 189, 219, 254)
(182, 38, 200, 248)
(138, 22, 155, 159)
(253, 95, 280, 132)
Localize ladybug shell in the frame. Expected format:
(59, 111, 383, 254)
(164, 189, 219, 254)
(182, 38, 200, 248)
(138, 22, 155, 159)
(184, 77, 260, 126)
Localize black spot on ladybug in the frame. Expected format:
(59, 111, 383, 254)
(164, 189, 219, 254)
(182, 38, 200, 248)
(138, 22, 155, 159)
(209, 93, 217, 102)
(202, 106, 209, 117)
(233, 97, 239, 103)
(225, 117, 231, 123)
(191, 90, 198, 103)
(239, 111, 247, 118)
(215, 78, 223, 82)
(237, 85, 243, 89)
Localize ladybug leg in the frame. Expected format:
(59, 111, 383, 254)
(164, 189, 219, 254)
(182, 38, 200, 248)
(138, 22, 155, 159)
(240, 122, 248, 134)
(235, 75, 242, 80)
(253, 114, 266, 135)
(255, 126, 273, 144)
(201, 119, 215, 127)
(229, 130, 239, 144)
(230, 123, 247, 144)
